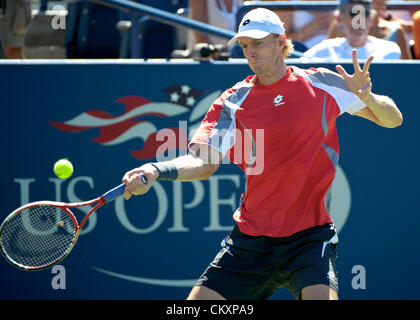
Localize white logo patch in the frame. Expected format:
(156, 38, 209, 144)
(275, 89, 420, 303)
(273, 95, 285, 107)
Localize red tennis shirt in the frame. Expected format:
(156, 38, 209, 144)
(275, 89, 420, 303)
(189, 66, 366, 237)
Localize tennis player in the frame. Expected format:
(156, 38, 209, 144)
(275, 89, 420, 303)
(122, 8, 402, 300)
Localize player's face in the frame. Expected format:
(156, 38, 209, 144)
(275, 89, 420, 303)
(238, 34, 284, 75)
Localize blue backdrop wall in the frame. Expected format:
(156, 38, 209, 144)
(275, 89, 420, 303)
(0, 59, 418, 300)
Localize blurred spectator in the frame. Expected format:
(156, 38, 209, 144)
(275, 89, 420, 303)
(0, 0, 31, 58)
(372, 0, 415, 36)
(376, 0, 418, 58)
(188, 0, 243, 47)
(264, 0, 335, 51)
(327, 11, 412, 58)
(305, 0, 401, 60)
(413, 10, 420, 58)
(328, 0, 413, 58)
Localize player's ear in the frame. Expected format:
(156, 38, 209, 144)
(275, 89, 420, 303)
(278, 34, 286, 47)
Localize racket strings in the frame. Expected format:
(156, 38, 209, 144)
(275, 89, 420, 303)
(0, 205, 76, 269)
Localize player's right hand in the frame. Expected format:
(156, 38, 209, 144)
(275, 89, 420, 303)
(122, 163, 159, 200)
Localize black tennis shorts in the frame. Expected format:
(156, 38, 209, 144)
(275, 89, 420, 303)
(195, 223, 338, 300)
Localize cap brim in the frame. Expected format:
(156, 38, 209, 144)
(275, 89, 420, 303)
(228, 30, 272, 47)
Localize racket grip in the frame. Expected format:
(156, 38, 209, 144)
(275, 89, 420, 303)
(103, 184, 125, 202)
(103, 174, 147, 202)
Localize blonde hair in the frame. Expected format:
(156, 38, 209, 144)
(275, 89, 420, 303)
(283, 39, 294, 59)
(272, 34, 295, 58)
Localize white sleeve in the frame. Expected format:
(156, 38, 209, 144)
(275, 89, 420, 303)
(346, 98, 367, 115)
(306, 68, 366, 115)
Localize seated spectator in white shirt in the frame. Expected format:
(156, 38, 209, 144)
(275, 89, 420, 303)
(304, 0, 401, 60)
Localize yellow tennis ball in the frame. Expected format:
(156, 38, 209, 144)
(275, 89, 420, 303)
(54, 159, 74, 179)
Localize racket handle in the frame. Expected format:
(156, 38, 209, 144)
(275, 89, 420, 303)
(103, 173, 147, 202)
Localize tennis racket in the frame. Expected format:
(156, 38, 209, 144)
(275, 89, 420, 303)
(0, 174, 146, 271)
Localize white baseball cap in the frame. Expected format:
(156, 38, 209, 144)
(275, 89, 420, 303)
(228, 8, 286, 47)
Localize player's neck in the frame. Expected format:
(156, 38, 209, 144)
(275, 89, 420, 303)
(253, 62, 288, 86)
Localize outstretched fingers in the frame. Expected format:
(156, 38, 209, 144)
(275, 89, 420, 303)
(335, 64, 349, 79)
(362, 55, 374, 74)
(352, 49, 362, 73)
(353, 49, 374, 75)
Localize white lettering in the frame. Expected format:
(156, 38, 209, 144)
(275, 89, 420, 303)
(166, 304, 200, 317)
(204, 175, 239, 231)
(178, 121, 188, 157)
(156, 128, 178, 161)
(51, 265, 66, 289)
(51, 5, 66, 30)
(15, 174, 245, 235)
(168, 180, 205, 232)
(66, 176, 96, 235)
(115, 181, 168, 233)
(16, 178, 58, 236)
(14, 178, 36, 205)
(351, 5, 367, 30)
(210, 304, 254, 315)
(351, 264, 366, 289)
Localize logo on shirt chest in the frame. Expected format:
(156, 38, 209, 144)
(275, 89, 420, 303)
(273, 94, 285, 107)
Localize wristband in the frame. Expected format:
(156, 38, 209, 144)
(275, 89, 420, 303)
(151, 162, 178, 181)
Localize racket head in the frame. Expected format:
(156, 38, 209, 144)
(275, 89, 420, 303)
(0, 202, 79, 271)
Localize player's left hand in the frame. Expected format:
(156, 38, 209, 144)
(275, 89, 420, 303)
(335, 50, 374, 102)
